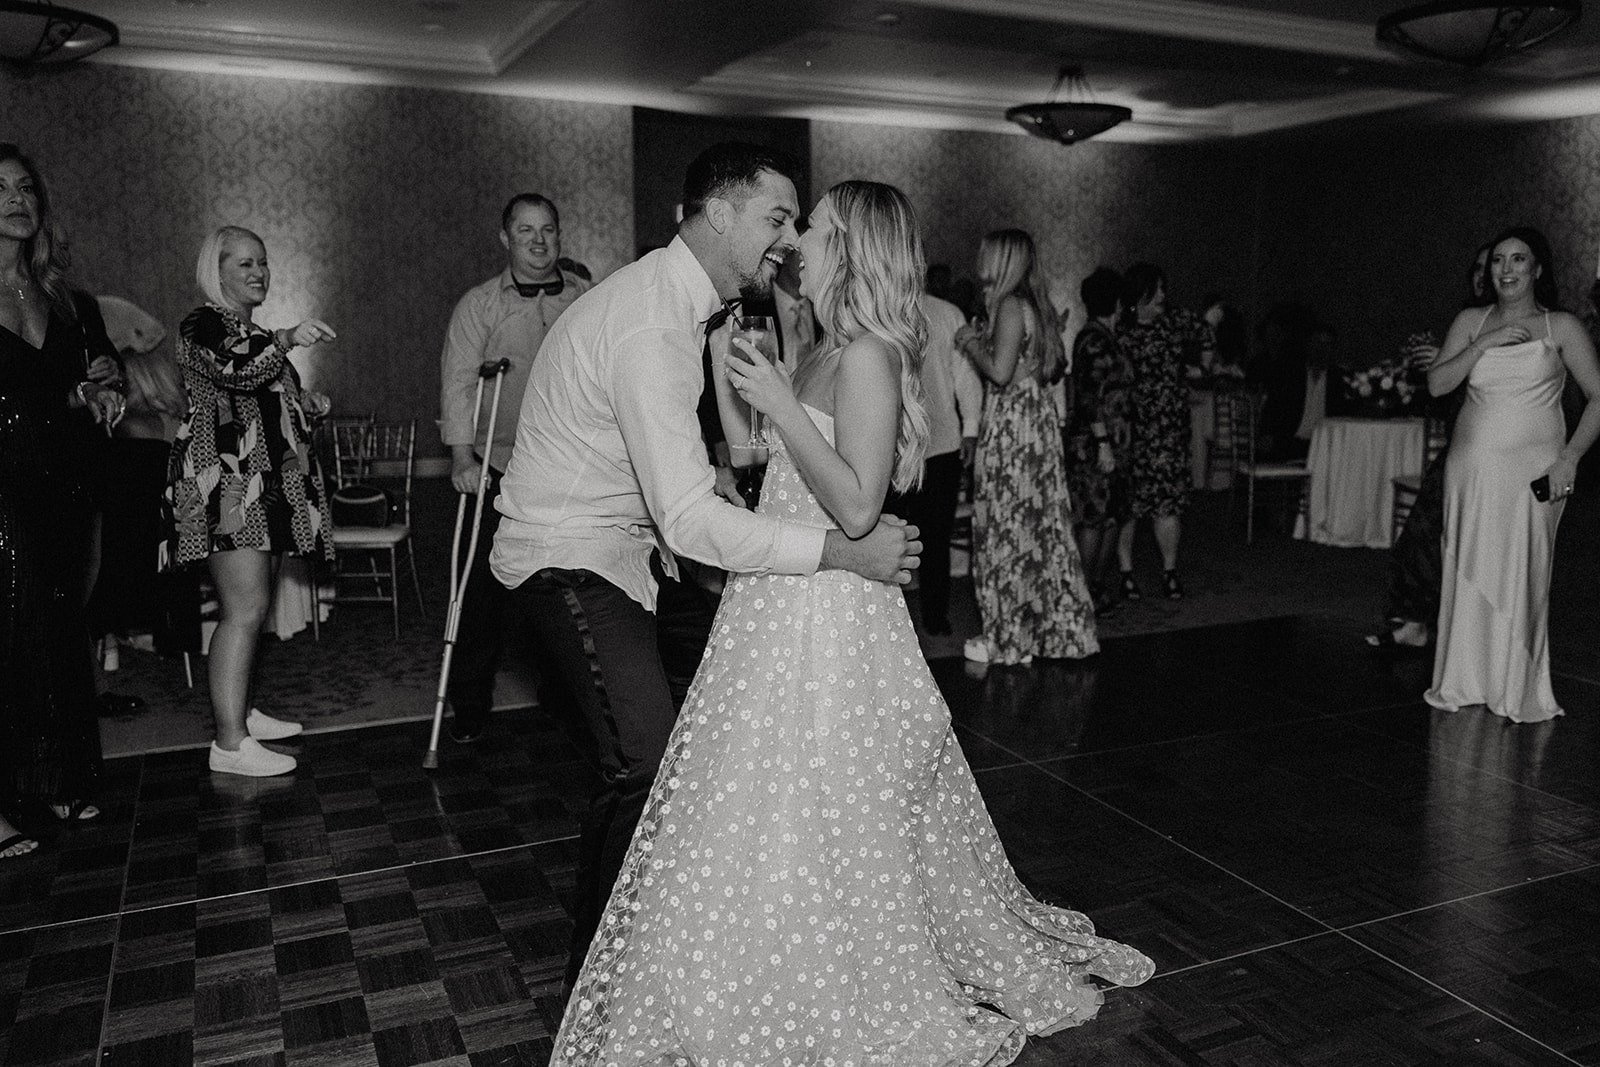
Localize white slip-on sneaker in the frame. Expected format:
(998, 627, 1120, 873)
(962, 636, 992, 664)
(247, 708, 304, 741)
(209, 737, 297, 777)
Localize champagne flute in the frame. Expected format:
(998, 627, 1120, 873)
(732, 315, 779, 448)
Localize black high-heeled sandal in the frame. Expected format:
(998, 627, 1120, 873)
(1163, 570, 1184, 600)
(50, 799, 100, 822)
(1119, 571, 1141, 601)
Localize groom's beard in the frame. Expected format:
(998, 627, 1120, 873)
(737, 273, 775, 303)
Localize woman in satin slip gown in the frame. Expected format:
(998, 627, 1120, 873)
(552, 180, 1152, 1066)
(1424, 226, 1600, 722)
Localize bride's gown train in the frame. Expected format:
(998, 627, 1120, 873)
(554, 404, 1154, 1066)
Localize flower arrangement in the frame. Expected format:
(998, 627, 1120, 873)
(1342, 330, 1434, 416)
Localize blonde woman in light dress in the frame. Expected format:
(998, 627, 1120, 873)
(552, 181, 1152, 1065)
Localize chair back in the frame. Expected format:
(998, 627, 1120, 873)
(1229, 387, 1267, 471)
(366, 420, 417, 527)
(1423, 411, 1450, 466)
(323, 414, 376, 487)
(1211, 381, 1240, 467)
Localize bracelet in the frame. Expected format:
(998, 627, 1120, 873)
(75, 381, 93, 407)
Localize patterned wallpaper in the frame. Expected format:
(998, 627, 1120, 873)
(811, 121, 1263, 335)
(9, 58, 1600, 443)
(0, 63, 632, 450)
(1256, 114, 1600, 363)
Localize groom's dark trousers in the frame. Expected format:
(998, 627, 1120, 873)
(512, 552, 717, 987)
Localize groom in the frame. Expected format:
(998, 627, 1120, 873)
(489, 142, 922, 990)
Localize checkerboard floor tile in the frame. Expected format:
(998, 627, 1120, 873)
(1, 616, 1596, 1064)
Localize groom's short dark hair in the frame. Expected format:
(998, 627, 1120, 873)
(682, 142, 801, 221)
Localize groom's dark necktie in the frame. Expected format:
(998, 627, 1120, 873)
(697, 299, 741, 461)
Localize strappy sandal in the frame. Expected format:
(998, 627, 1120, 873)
(50, 800, 100, 822)
(1119, 572, 1142, 602)
(1364, 628, 1431, 655)
(1164, 570, 1184, 600)
(0, 832, 39, 860)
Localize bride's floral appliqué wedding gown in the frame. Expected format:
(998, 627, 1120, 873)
(554, 404, 1154, 1065)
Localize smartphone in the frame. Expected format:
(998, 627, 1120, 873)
(1531, 475, 1551, 502)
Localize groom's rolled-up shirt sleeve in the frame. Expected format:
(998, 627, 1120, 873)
(611, 325, 824, 576)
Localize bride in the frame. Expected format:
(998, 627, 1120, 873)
(552, 180, 1153, 1065)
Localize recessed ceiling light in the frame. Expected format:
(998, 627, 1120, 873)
(421, 21, 444, 32)
(874, 10, 900, 26)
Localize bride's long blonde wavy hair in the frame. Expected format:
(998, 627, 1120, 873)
(806, 180, 929, 492)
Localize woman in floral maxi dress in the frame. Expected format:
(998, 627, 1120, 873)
(961, 229, 1098, 665)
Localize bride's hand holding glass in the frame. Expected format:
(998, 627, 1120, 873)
(726, 334, 799, 432)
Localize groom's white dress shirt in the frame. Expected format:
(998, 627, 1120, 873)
(490, 236, 826, 611)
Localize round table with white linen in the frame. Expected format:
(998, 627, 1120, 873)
(1300, 416, 1425, 549)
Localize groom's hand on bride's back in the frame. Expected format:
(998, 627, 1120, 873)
(820, 515, 922, 584)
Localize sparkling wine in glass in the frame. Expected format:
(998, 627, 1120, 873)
(732, 315, 779, 447)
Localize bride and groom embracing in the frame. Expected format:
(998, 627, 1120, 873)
(490, 142, 1152, 1064)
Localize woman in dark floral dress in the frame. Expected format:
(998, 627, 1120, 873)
(1066, 267, 1133, 610)
(960, 229, 1097, 665)
(166, 225, 336, 778)
(1117, 263, 1207, 601)
(0, 144, 127, 859)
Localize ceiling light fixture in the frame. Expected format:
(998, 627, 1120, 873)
(0, 0, 117, 64)
(1375, 1, 1580, 67)
(1006, 65, 1131, 146)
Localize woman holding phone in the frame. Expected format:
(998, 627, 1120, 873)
(1424, 226, 1600, 722)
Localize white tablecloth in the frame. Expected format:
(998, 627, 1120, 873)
(1301, 417, 1425, 549)
(270, 556, 330, 640)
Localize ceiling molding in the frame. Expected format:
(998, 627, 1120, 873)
(115, 21, 499, 75)
(488, 2, 586, 75)
(903, 0, 1397, 63)
(691, 68, 1234, 140)
(1231, 88, 1449, 135)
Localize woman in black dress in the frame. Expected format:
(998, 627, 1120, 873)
(1117, 263, 1207, 601)
(0, 144, 127, 859)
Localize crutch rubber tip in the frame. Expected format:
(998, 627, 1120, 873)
(422, 750, 439, 771)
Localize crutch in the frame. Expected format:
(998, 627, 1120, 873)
(424, 357, 511, 770)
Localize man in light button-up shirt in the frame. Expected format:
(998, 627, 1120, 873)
(438, 193, 589, 744)
(489, 143, 922, 993)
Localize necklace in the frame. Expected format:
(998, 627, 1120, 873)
(3, 279, 26, 303)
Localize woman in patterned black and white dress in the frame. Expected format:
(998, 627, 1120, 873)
(553, 182, 1150, 1066)
(165, 226, 336, 777)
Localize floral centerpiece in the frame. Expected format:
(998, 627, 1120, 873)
(1342, 330, 1433, 417)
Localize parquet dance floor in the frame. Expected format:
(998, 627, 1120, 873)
(3, 614, 1597, 1065)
